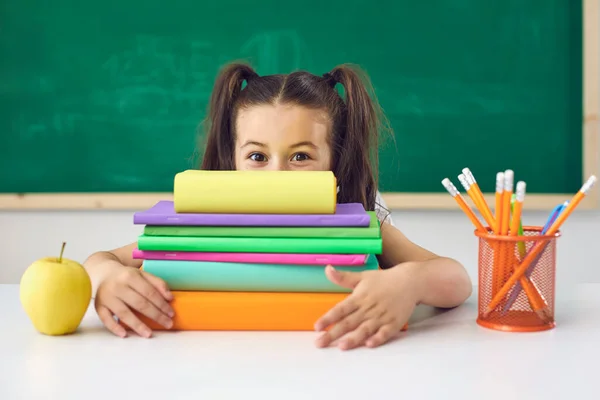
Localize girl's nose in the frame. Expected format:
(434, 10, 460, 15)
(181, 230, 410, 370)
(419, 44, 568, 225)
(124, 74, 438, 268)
(267, 158, 290, 171)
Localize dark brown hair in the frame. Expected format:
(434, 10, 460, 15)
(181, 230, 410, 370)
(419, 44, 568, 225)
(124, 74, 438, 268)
(199, 61, 390, 212)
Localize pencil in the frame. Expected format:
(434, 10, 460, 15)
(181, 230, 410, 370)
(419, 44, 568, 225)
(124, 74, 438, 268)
(441, 178, 486, 233)
(545, 177, 596, 236)
(457, 173, 489, 225)
(508, 183, 523, 236)
(462, 168, 496, 231)
(495, 170, 514, 300)
(500, 170, 514, 236)
(494, 172, 504, 232)
(508, 181, 551, 321)
(484, 175, 597, 316)
(510, 194, 527, 259)
(491, 172, 504, 296)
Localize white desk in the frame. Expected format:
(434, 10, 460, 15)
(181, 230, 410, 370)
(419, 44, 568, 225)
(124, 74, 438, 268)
(0, 283, 598, 400)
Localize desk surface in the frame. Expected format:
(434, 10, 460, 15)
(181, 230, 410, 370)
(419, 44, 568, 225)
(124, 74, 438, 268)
(1, 283, 598, 400)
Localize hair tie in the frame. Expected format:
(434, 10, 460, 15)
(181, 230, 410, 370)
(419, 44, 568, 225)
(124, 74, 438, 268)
(322, 72, 337, 88)
(240, 68, 260, 83)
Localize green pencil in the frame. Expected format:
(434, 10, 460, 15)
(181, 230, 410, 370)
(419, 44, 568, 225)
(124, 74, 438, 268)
(510, 194, 526, 258)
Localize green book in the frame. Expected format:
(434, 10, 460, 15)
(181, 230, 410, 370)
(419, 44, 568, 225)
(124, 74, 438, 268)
(141, 254, 380, 293)
(137, 234, 382, 254)
(143, 211, 380, 238)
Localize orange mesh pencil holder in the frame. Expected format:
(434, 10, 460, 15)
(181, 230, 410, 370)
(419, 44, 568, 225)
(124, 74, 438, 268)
(475, 226, 560, 332)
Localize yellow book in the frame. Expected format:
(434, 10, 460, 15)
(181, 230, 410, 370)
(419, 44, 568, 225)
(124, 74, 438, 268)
(173, 170, 337, 214)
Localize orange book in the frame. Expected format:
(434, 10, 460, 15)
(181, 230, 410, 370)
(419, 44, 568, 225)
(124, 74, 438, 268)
(125, 291, 408, 331)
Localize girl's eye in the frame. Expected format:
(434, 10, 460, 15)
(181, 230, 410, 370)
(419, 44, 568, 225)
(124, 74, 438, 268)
(249, 153, 267, 162)
(292, 153, 310, 162)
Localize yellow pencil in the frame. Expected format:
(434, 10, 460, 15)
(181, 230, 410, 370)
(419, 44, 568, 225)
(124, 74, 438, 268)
(442, 178, 487, 233)
(461, 171, 512, 299)
(496, 170, 514, 292)
(491, 172, 504, 296)
(484, 175, 597, 316)
(458, 174, 486, 221)
(494, 172, 504, 233)
(462, 168, 496, 231)
(500, 170, 514, 236)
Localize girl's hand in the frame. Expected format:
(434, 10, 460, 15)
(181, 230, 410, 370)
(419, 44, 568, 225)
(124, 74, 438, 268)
(95, 266, 174, 338)
(314, 263, 421, 350)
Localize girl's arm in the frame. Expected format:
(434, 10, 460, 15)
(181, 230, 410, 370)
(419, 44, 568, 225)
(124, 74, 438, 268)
(84, 242, 142, 295)
(83, 242, 174, 338)
(377, 222, 472, 308)
(314, 221, 473, 349)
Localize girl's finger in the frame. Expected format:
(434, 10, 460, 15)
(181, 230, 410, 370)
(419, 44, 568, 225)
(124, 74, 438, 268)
(314, 295, 359, 332)
(314, 305, 367, 348)
(365, 324, 398, 348)
(141, 271, 174, 301)
(97, 305, 127, 338)
(108, 298, 153, 338)
(338, 319, 381, 350)
(118, 287, 173, 329)
(128, 272, 174, 318)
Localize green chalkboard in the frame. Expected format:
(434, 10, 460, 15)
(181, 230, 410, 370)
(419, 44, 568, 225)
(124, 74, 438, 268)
(0, 0, 583, 195)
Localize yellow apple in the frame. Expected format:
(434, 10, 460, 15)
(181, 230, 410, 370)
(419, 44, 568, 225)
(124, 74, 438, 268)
(20, 242, 92, 335)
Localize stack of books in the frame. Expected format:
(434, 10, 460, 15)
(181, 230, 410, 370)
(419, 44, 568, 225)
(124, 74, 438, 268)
(130, 170, 383, 330)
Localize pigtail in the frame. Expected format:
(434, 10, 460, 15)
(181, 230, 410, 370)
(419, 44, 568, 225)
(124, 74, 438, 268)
(328, 64, 388, 212)
(200, 62, 258, 170)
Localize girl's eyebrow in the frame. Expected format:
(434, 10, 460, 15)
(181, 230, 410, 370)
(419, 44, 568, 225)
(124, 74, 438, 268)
(240, 140, 266, 149)
(290, 141, 317, 149)
(240, 140, 318, 149)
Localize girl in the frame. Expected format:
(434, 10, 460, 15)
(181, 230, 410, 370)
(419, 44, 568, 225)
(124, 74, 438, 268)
(84, 62, 472, 350)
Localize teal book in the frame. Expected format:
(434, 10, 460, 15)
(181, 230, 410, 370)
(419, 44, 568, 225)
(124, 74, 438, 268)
(137, 234, 382, 254)
(143, 211, 380, 238)
(141, 254, 380, 292)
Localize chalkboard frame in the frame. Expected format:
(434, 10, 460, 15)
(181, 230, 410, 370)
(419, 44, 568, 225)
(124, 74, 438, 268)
(0, 0, 598, 211)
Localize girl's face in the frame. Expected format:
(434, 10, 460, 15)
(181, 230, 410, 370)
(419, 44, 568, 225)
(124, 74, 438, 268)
(234, 104, 332, 171)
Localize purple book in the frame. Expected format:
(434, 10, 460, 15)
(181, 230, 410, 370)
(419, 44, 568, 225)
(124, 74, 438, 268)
(133, 201, 370, 227)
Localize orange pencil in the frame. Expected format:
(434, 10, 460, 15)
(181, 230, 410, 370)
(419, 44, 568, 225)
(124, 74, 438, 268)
(442, 178, 487, 233)
(496, 170, 514, 292)
(462, 168, 496, 231)
(544, 176, 597, 237)
(509, 181, 551, 320)
(459, 172, 504, 294)
(458, 173, 494, 230)
(494, 172, 504, 233)
(491, 172, 504, 295)
(484, 175, 597, 316)
(457, 174, 479, 210)
(500, 170, 514, 236)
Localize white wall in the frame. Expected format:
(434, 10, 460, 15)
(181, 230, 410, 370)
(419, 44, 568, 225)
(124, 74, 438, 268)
(1, 208, 599, 285)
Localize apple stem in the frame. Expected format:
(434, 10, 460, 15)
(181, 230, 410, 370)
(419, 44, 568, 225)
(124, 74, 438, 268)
(58, 242, 66, 263)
